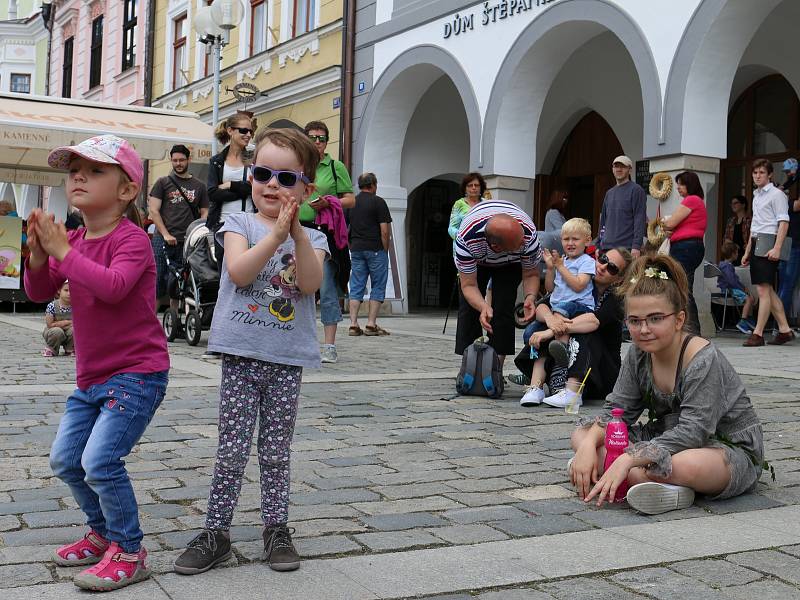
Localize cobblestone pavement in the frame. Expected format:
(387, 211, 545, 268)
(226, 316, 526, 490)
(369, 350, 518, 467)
(1, 312, 799, 598)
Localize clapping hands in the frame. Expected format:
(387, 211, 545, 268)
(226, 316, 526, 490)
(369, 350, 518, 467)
(27, 209, 71, 267)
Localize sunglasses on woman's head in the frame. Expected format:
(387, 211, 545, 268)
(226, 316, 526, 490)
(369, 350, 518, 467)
(233, 127, 253, 135)
(598, 253, 621, 276)
(251, 165, 310, 187)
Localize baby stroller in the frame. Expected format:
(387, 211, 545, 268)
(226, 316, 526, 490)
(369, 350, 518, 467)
(162, 219, 219, 345)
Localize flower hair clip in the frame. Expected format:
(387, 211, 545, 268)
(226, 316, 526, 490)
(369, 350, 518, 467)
(645, 267, 669, 280)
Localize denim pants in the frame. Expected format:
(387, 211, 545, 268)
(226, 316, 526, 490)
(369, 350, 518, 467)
(49, 371, 168, 552)
(320, 257, 343, 326)
(523, 301, 592, 346)
(778, 245, 800, 318)
(349, 250, 389, 302)
(670, 238, 705, 334)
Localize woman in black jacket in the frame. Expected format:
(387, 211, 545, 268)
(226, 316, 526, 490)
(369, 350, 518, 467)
(206, 112, 254, 233)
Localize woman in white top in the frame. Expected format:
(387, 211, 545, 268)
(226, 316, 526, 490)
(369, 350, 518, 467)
(206, 112, 255, 234)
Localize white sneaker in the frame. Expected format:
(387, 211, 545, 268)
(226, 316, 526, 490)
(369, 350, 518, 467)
(626, 482, 695, 515)
(542, 388, 581, 409)
(520, 386, 545, 407)
(320, 345, 338, 364)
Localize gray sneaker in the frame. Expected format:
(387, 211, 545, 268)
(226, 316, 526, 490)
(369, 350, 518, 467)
(263, 525, 300, 571)
(173, 530, 232, 575)
(320, 345, 338, 364)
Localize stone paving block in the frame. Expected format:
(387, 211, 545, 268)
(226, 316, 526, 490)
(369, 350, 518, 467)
(444, 492, 519, 507)
(293, 518, 368, 537)
(351, 496, 464, 516)
(291, 488, 381, 505)
(139, 503, 191, 519)
(727, 549, 800, 585)
(371, 482, 457, 500)
(669, 558, 762, 587)
(303, 476, 373, 490)
(0, 515, 21, 531)
(697, 493, 785, 514)
(0, 525, 90, 547)
(0, 563, 54, 588)
(22, 509, 85, 528)
(289, 504, 361, 521)
(572, 508, 655, 528)
(0, 499, 60, 516)
(427, 524, 509, 544)
(153, 485, 210, 501)
(725, 579, 800, 600)
(538, 577, 651, 599)
(610, 567, 729, 599)
(506, 485, 574, 502)
(476, 590, 556, 600)
(361, 512, 448, 531)
(491, 515, 592, 537)
(443, 505, 528, 525)
(0, 544, 60, 565)
(9, 486, 71, 502)
(354, 529, 445, 551)
(513, 499, 585, 515)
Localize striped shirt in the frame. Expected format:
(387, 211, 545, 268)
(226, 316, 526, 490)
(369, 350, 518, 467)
(454, 200, 541, 274)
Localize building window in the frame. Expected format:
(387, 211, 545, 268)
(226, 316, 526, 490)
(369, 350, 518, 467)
(293, 0, 315, 36)
(10, 73, 31, 94)
(89, 15, 103, 88)
(250, 0, 267, 55)
(173, 14, 187, 89)
(62, 37, 74, 98)
(122, 0, 137, 71)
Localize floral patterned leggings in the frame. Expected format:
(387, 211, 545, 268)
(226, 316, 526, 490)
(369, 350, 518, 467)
(205, 355, 301, 530)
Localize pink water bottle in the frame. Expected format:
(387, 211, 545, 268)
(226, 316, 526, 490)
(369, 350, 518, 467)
(603, 408, 629, 502)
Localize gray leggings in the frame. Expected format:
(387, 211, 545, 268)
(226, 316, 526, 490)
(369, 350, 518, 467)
(205, 355, 301, 530)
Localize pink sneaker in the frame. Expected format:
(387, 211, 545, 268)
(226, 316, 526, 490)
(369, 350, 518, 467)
(73, 543, 151, 591)
(53, 530, 109, 566)
(41, 348, 55, 357)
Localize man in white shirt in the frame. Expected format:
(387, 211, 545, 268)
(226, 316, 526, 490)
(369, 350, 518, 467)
(741, 158, 795, 346)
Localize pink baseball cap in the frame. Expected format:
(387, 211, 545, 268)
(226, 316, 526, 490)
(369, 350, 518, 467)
(48, 134, 144, 186)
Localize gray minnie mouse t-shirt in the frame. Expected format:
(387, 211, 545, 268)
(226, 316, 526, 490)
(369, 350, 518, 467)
(208, 212, 329, 368)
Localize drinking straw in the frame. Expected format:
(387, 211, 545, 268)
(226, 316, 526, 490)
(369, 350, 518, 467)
(578, 367, 592, 392)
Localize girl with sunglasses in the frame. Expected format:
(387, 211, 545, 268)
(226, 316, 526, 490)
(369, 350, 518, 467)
(206, 112, 256, 240)
(570, 254, 765, 515)
(175, 128, 328, 575)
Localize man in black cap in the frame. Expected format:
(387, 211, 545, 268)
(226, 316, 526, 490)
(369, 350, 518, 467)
(148, 145, 210, 309)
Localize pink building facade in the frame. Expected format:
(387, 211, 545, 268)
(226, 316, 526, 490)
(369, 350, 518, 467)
(48, 0, 149, 105)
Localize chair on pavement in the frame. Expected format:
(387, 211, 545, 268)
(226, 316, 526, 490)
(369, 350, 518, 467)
(703, 262, 741, 332)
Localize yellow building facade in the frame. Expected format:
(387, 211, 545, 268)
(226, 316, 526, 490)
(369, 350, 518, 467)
(149, 0, 344, 181)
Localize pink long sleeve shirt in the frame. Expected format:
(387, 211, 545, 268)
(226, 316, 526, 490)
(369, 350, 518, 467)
(24, 218, 170, 389)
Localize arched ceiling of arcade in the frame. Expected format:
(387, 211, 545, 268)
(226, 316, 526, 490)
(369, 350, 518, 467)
(353, 46, 481, 191)
(535, 32, 643, 175)
(482, 0, 660, 180)
(667, 0, 799, 158)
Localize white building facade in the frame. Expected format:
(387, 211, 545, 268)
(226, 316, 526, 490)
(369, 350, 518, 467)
(351, 0, 800, 315)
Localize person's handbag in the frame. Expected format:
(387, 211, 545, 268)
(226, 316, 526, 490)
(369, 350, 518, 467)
(456, 336, 504, 399)
(754, 233, 792, 261)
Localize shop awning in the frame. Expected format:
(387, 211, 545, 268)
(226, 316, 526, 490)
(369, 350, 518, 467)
(0, 92, 214, 185)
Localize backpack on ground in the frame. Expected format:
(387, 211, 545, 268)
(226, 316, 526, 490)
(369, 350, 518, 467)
(456, 337, 504, 398)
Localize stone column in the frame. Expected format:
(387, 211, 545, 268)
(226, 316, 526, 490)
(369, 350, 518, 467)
(647, 154, 721, 337)
(483, 175, 534, 214)
(380, 184, 410, 315)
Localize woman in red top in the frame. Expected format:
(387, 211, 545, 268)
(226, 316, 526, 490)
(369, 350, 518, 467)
(662, 170, 708, 334)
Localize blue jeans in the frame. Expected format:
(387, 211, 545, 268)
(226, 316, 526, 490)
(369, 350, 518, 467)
(349, 250, 389, 302)
(320, 257, 343, 326)
(778, 245, 800, 318)
(670, 238, 705, 334)
(49, 371, 168, 552)
(523, 301, 593, 346)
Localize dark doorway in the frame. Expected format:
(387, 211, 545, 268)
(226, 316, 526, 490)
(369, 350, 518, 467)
(406, 178, 461, 310)
(534, 111, 623, 236)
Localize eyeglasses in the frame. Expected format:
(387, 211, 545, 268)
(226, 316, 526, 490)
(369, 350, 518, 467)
(233, 127, 253, 135)
(308, 134, 328, 143)
(624, 313, 676, 329)
(598, 253, 621, 276)
(251, 165, 310, 187)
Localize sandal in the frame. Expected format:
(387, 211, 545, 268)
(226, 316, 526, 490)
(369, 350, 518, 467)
(364, 325, 389, 336)
(348, 325, 363, 336)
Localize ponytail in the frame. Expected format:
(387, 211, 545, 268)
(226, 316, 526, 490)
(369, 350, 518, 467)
(125, 201, 144, 229)
(214, 120, 231, 146)
(617, 254, 689, 318)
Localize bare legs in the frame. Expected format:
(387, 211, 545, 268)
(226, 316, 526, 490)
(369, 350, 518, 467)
(753, 283, 791, 337)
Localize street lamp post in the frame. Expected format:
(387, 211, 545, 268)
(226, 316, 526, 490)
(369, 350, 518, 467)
(195, 0, 244, 155)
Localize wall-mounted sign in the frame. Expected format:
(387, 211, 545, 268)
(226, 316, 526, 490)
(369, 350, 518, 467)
(358, 81, 366, 93)
(333, 97, 341, 109)
(443, 0, 561, 39)
(636, 160, 652, 191)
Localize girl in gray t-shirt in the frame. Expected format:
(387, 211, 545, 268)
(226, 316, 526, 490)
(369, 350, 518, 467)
(569, 255, 765, 515)
(174, 130, 328, 575)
